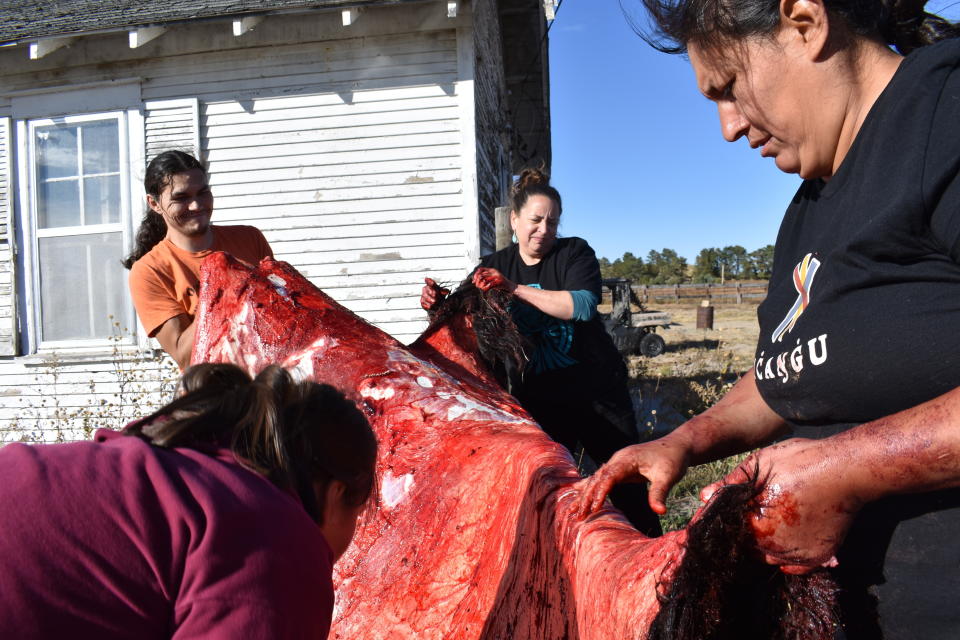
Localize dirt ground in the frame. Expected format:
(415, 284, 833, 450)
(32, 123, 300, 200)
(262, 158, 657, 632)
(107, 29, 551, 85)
(624, 303, 761, 439)
(639, 303, 760, 373)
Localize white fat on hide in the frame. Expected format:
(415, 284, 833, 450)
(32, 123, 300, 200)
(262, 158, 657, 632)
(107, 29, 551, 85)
(286, 355, 314, 380)
(282, 336, 337, 375)
(281, 337, 335, 380)
(438, 391, 527, 424)
(234, 300, 253, 326)
(386, 348, 464, 390)
(214, 303, 256, 364)
(380, 470, 415, 509)
(267, 274, 289, 298)
(213, 337, 238, 365)
(386, 349, 424, 367)
(360, 385, 396, 401)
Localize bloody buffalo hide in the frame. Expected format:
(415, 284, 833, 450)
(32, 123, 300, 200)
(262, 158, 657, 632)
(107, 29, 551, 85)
(192, 254, 839, 640)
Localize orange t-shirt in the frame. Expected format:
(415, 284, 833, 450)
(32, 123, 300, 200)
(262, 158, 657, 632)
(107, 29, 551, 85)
(129, 225, 274, 337)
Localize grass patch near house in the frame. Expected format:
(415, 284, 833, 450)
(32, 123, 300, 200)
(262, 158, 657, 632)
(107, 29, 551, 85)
(3, 322, 179, 444)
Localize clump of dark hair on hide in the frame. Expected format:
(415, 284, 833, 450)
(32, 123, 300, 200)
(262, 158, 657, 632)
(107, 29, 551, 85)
(647, 471, 840, 640)
(426, 279, 528, 388)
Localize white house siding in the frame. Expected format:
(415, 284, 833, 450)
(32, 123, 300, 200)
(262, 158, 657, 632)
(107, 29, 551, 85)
(152, 31, 473, 341)
(144, 98, 201, 161)
(0, 5, 494, 441)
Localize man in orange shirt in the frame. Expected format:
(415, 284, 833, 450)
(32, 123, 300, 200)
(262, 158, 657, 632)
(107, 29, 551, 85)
(124, 151, 273, 369)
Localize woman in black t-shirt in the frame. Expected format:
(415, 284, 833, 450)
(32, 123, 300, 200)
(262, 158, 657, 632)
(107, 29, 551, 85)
(577, 0, 960, 637)
(421, 169, 661, 536)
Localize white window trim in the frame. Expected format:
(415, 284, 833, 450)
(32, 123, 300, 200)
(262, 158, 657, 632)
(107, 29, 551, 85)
(16, 110, 142, 355)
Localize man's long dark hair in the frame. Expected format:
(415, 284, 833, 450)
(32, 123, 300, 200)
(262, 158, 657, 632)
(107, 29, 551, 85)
(122, 150, 206, 269)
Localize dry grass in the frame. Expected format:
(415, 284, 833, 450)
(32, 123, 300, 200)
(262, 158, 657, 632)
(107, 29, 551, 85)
(625, 303, 761, 531)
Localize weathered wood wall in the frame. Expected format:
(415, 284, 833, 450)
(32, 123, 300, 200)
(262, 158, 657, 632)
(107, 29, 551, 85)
(472, 0, 511, 257)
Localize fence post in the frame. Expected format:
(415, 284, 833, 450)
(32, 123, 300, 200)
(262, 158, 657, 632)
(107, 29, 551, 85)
(736, 281, 742, 304)
(495, 207, 512, 250)
(674, 284, 680, 302)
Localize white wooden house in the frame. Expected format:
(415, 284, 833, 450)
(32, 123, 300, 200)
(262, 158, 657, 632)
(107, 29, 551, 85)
(0, 0, 553, 441)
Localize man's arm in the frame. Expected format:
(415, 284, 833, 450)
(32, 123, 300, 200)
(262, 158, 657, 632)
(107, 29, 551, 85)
(154, 314, 196, 370)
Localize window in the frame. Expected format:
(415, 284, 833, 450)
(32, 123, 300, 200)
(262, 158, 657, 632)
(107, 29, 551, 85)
(22, 112, 133, 348)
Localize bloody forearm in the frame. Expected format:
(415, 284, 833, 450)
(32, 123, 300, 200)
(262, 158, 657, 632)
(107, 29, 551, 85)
(815, 385, 960, 504)
(670, 372, 789, 466)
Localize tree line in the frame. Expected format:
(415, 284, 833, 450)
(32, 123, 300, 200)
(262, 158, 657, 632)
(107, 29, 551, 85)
(599, 245, 775, 285)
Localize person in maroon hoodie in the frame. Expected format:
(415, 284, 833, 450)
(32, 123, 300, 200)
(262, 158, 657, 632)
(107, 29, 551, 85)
(0, 363, 377, 639)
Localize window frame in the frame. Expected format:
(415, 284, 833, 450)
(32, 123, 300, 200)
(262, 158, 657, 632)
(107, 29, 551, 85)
(16, 110, 140, 354)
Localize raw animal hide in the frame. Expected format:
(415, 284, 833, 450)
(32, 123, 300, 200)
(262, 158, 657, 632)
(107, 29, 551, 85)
(192, 254, 836, 640)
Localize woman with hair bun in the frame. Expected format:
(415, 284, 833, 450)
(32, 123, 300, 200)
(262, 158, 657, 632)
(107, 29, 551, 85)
(577, 0, 960, 636)
(422, 168, 661, 536)
(0, 363, 377, 639)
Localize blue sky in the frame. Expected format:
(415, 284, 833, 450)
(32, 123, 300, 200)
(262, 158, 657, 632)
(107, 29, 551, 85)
(548, 0, 960, 263)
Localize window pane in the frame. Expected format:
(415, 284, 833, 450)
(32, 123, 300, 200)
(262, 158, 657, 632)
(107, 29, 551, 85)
(37, 179, 81, 228)
(36, 125, 78, 181)
(83, 175, 121, 225)
(81, 121, 120, 174)
(38, 232, 128, 341)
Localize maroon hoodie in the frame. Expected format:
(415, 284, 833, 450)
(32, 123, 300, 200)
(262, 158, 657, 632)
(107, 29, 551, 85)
(0, 429, 334, 639)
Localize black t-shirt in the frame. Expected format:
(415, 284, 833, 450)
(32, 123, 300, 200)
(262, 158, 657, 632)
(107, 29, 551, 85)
(480, 237, 623, 379)
(756, 39, 960, 430)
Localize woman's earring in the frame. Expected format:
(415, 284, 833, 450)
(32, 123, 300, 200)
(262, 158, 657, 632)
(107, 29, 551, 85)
(512, 233, 517, 243)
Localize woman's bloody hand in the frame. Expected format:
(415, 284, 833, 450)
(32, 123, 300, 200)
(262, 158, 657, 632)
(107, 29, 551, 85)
(472, 267, 517, 294)
(576, 435, 693, 518)
(420, 277, 450, 311)
(701, 437, 860, 574)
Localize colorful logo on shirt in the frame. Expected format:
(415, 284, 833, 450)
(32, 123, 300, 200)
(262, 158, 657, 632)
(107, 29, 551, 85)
(771, 253, 820, 343)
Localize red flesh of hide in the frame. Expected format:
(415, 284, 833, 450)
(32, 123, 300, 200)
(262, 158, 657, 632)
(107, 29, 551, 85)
(192, 255, 688, 639)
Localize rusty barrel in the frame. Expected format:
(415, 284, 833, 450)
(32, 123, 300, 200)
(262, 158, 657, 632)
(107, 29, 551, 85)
(696, 304, 714, 330)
